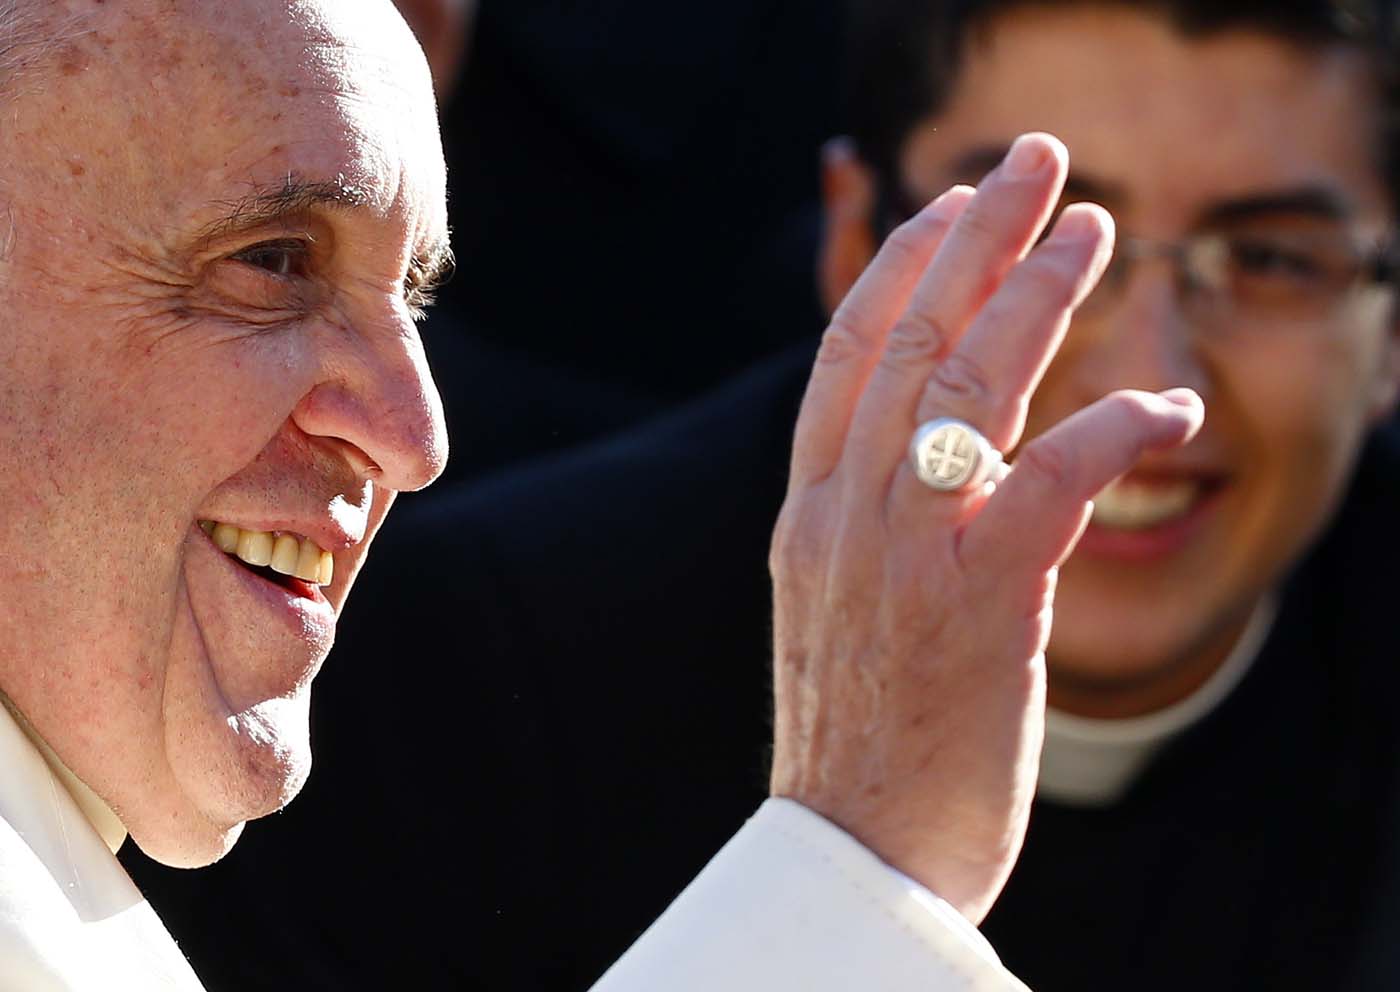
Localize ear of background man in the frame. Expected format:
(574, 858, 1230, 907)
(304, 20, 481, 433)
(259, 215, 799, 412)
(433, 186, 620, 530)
(392, 0, 476, 99)
(817, 137, 879, 316)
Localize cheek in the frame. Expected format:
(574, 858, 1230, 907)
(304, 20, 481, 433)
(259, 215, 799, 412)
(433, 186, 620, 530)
(120, 332, 322, 493)
(0, 328, 319, 622)
(1219, 328, 1384, 530)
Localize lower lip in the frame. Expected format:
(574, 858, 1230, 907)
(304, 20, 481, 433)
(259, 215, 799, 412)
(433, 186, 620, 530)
(190, 527, 335, 636)
(1076, 485, 1225, 562)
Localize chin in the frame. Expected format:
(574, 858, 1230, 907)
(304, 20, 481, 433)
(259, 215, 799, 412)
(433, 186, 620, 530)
(158, 693, 315, 857)
(129, 817, 247, 870)
(1045, 651, 1173, 695)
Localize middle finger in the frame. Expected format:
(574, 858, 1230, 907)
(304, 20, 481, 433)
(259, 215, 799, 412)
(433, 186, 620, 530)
(840, 132, 1067, 486)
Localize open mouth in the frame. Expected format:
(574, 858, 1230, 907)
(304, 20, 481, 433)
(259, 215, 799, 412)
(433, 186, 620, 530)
(1091, 475, 1225, 531)
(200, 520, 333, 596)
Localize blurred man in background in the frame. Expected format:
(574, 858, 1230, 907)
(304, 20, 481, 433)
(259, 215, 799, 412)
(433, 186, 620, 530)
(821, 2, 1400, 987)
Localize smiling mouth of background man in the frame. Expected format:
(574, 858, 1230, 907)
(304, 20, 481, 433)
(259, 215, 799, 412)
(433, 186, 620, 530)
(1082, 472, 1228, 560)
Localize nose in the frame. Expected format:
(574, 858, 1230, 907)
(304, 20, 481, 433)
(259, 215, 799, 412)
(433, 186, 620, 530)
(293, 306, 449, 493)
(1066, 265, 1211, 405)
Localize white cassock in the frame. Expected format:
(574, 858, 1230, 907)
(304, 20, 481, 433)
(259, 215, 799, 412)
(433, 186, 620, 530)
(0, 702, 204, 991)
(0, 701, 1026, 990)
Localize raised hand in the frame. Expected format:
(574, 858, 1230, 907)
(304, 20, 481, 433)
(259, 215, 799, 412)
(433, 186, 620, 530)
(769, 133, 1204, 922)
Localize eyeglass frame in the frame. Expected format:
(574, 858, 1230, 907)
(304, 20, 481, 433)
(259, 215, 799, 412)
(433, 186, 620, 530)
(871, 176, 1398, 328)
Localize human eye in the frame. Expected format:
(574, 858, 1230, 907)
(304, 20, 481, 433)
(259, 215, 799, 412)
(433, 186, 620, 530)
(203, 238, 317, 320)
(229, 239, 313, 278)
(1226, 235, 1327, 282)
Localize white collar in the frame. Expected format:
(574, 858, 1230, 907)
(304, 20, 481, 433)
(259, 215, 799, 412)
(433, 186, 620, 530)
(0, 698, 206, 989)
(0, 695, 127, 855)
(1038, 598, 1278, 807)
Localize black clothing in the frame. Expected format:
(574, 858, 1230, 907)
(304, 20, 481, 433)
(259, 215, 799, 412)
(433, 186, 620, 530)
(982, 431, 1400, 991)
(427, 0, 838, 484)
(126, 340, 1400, 989)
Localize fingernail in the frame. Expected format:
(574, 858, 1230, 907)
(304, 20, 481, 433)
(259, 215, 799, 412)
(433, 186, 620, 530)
(1161, 387, 1203, 410)
(1003, 134, 1051, 179)
(926, 184, 974, 221)
(1048, 207, 1103, 244)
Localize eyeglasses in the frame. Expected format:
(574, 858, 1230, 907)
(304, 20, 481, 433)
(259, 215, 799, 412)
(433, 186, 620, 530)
(874, 181, 1397, 330)
(1079, 229, 1397, 327)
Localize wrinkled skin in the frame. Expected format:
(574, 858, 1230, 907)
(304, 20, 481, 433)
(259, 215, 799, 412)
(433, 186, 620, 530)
(0, 0, 448, 867)
(771, 134, 1203, 920)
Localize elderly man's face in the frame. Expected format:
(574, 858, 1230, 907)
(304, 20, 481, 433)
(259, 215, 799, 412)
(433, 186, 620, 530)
(0, 0, 448, 865)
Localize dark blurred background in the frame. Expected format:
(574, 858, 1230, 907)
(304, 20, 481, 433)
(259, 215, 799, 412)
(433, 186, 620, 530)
(429, 0, 839, 482)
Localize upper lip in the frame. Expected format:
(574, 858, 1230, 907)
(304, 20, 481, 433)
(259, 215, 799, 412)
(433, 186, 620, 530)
(1113, 455, 1230, 484)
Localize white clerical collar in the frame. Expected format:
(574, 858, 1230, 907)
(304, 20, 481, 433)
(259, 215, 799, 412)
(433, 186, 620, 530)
(1038, 598, 1278, 808)
(0, 694, 127, 854)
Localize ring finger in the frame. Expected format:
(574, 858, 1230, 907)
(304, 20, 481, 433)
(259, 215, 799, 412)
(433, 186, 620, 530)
(889, 202, 1115, 514)
(839, 133, 1067, 491)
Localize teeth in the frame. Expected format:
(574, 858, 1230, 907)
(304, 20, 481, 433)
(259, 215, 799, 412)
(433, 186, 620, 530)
(294, 538, 324, 584)
(236, 529, 274, 567)
(198, 521, 335, 586)
(1092, 478, 1200, 530)
(212, 522, 241, 554)
(270, 534, 300, 576)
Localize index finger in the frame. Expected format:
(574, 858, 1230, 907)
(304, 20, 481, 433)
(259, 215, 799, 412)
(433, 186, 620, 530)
(788, 187, 973, 490)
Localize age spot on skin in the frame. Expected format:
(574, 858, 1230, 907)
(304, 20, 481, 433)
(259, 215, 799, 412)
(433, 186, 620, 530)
(58, 43, 89, 78)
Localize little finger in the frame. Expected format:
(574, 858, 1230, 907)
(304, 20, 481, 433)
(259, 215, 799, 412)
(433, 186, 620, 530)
(961, 388, 1205, 578)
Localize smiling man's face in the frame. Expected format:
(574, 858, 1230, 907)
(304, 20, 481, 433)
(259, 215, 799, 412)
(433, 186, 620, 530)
(0, 0, 449, 866)
(821, 5, 1400, 719)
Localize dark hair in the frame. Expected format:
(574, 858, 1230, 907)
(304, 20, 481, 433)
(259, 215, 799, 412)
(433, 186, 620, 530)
(842, 0, 1400, 212)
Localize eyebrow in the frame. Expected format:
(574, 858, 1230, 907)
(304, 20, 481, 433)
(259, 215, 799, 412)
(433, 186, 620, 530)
(944, 145, 1123, 203)
(197, 175, 372, 243)
(1198, 188, 1354, 226)
(198, 173, 454, 290)
(944, 145, 1360, 228)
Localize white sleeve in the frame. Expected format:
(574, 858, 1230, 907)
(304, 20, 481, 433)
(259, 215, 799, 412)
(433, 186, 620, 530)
(590, 798, 1030, 991)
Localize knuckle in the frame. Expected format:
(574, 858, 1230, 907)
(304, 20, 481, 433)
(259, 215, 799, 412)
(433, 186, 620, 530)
(952, 199, 999, 242)
(813, 319, 865, 368)
(1105, 387, 1154, 412)
(880, 310, 950, 370)
(1018, 437, 1077, 490)
(883, 209, 949, 261)
(1102, 388, 1158, 430)
(769, 506, 799, 572)
(929, 351, 993, 407)
(1012, 254, 1078, 305)
(769, 499, 826, 580)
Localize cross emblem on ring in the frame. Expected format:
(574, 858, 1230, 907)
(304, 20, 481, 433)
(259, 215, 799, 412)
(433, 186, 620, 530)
(910, 417, 1001, 493)
(920, 425, 976, 485)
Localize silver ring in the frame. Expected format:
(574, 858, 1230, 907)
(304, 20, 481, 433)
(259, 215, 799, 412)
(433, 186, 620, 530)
(909, 418, 1003, 492)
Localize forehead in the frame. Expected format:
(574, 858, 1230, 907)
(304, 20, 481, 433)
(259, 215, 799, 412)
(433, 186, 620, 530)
(8, 0, 445, 244)
(900, 6, 1390, 231)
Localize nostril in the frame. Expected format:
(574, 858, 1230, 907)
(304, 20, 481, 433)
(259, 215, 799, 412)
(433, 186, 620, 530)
(339, 442, 382, 481)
